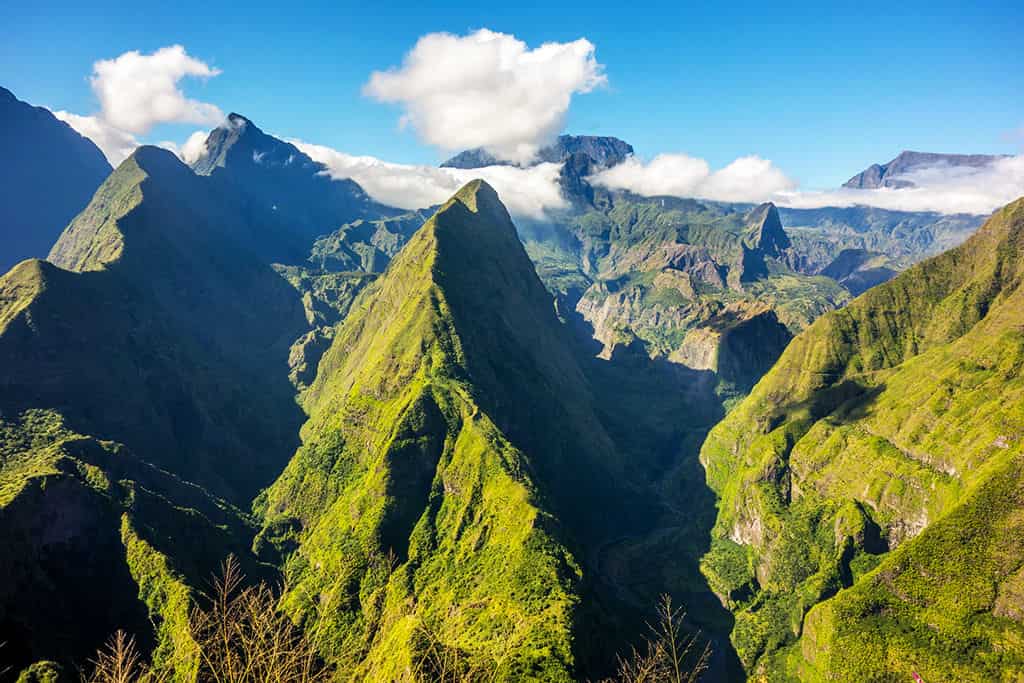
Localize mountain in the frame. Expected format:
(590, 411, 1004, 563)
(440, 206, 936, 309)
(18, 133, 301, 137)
(699, 197, 1024, 679)
(189, 113, 397, 264)
(252, 180, 739, 679)
(842, 150, 1008, 189)
(0, 146, 313, 674)
(520, 193, 849, 398)
(441, 134, 634, 169)
(0, 86, 112, 272)
(254, 180, 646, 680)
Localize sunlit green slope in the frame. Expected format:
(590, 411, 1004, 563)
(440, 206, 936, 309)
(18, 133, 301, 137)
(699, 197, 1024, 680)
(258, 180, 640, 681)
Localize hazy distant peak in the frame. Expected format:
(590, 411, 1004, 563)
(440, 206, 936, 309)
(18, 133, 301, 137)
(843, 150, 1010, 189)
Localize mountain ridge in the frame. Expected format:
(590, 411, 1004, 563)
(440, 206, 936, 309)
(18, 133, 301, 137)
(0, 85, 112, 272)
(441, 134, 634, 170)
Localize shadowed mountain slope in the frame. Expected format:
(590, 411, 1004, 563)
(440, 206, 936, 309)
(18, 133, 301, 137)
(190, 113, 399, 265)
(0, 86, 112, 272)
(0, 147, 313, 675)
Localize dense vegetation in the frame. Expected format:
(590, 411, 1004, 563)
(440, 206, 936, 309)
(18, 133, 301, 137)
(0, 94, 1014, 681)
(700, 198, 1024, 680)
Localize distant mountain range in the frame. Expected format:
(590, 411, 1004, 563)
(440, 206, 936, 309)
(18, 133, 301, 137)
(0, 86, 111, 272)
(843, 150, 1008, 189)
(440, 134, 634, 169)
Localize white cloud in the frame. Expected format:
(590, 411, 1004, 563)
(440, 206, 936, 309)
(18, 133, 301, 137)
(178, 130, 210, 164)
(54, 111, 139, 166)
(53, 46, 221, 166)
(590, 153, 796, 203)
(364, 29, 605, 164)
(91, 45, 222, 134)
(590, 152, 1024, 214)
(154, 130, 208, 164)
(292, 139, 567, 218)
(774, 156, 1024, 214)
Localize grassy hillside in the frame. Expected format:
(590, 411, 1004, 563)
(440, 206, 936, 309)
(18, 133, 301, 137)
(699, 197, 1024, 679)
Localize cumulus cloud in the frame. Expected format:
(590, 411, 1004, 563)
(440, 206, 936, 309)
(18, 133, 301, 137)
(54, 45, 221, 165)
(774, 156, 1024, 214)
(292, 139, 567, 218)
(91, 45, 222, 134)
(364, 29, 605, 164)
(54, 111, 139, 165)
(590, 153, 796, 203)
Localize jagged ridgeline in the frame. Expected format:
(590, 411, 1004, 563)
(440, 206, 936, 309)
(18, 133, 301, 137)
(256, 180, 655, 680)
(700, 198, 1024, 680)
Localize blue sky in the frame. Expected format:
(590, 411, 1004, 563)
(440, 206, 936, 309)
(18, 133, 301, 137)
(2, 0, 1022, 188)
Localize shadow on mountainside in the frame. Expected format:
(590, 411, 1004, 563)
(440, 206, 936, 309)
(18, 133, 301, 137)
(565, 307, 745, 681)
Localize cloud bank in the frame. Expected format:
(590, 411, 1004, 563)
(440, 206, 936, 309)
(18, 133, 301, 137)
(590, 153, 796, 203)
(774, 156, 1024, 214)
(364, 29, 605, 164)
(55, 45, 222, 165)
(591, 153, 1024, 214)
(292, 140, 567, 218)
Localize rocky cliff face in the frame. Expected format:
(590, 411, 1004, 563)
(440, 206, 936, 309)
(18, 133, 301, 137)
(672, 304, 793, 393)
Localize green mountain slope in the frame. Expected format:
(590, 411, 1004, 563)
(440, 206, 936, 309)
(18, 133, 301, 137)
(0, 408, 259, 678)
(256, 180, 667, 680)
(699, 197, 1024, 680)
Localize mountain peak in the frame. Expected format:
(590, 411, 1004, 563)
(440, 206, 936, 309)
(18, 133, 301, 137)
(440, 134, 634, 170)
(843, 150, 1008, 189)
(127, 144, 187, 173)
(0, 84, 112, 272)
(744, 201, 791, 256)
(225, 112, 252, 126)
(449, 178, 499, 213)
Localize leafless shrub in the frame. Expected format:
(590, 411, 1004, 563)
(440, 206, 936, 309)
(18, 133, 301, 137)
(602, 595, 711, 683)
